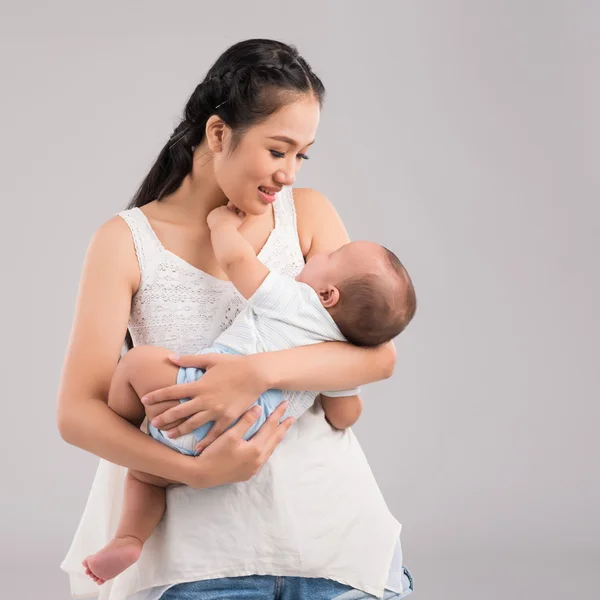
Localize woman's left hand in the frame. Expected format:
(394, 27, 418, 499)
(141, 352, 269, 452)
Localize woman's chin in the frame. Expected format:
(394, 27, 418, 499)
(228, 190, 274, 217)
(238, 201, 271, 217)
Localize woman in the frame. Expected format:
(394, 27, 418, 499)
(58, 39, 414, 600)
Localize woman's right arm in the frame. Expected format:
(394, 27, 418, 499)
(56, 217, 293, 487)
(56, 217, 197, 482)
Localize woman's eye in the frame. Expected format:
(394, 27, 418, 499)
(270, 150, 310, 160)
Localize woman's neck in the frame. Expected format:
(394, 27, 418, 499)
(161, 151, 227, 224)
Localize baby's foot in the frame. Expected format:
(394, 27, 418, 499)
(83, 536, 143, 584)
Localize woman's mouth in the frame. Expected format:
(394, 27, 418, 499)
(258, 186, 278, 203)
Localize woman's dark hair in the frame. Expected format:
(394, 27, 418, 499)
(123, 39, 325, 350)
(127, 38, 325, 211)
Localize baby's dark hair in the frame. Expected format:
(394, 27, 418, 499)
(330, 247, 416, 347)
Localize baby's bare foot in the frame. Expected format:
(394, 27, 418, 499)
(83, 536, 143, 584)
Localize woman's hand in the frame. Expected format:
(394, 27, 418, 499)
(184, 401, 294, 488)
(143, 399, 187, 431)
(141, 352, 269, 452)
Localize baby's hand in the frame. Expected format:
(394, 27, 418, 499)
(207, 202, 246, 231)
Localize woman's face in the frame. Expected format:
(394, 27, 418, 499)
(214, 94, 320, 216)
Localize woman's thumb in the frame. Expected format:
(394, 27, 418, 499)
(168, 353, 220, 369)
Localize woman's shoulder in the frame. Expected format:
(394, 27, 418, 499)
(291, 188, 338, 255)
(291, 187, 349, 257)
(291, 187, 342, 221)
(291, 187, 329, 208)
(91, 213, 136, 250)
(85, 215, 141, 294)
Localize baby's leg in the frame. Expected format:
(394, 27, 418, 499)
(83, 470, 174, 585)
(83, 347, 182, 585)
(107, 345, 183, 428)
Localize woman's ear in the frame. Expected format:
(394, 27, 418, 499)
(320, 286, 340, 308)
(205, 115, 229, 153)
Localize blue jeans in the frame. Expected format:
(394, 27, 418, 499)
(160, 566, 414, 599)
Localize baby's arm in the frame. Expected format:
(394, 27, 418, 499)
(207, 204, 269, 299)
(320, 394, 363, 430)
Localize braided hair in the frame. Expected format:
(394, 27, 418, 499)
(123, 40, 325, 350)
(127, 39, 325, 209)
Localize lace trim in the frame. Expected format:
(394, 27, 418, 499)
(116, 186, 307, 354)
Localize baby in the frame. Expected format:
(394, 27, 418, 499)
(83, 202, 417, 585)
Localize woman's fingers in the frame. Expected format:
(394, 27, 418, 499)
(163, 409, 217, 439)
(260, 416, 295, 461)
(224, 405, 264, 440)
(150, 401, 208, 429)
(189, 405, 295, 486)
(194, 414, 238, 453)
(141, 382, 197, 405)
(194, 426, 224, 453)
(144, 399, 180, 423)
(168, 353, 224, 370)
(156, 417, 188, 432)
(249, 402, 294, 454)
(195, 402, 288, 454)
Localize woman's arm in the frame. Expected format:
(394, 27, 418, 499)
(251, 339, 395, 391)
(57, 218, 195, 483)
(252, 187, 396, 391)
(57, 217, 292, 488)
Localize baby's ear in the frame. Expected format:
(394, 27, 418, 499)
(320, 286, 340, 308)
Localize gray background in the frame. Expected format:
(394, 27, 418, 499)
(1, 1, 598, 599)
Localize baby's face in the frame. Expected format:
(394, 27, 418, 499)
(296, 241, 386, 292)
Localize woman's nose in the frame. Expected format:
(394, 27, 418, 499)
(274, 167, 295, 186)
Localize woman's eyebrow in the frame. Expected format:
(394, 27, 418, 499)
(268, 135, 315, 147)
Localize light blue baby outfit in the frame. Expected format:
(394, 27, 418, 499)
(148, 270, 360, 455)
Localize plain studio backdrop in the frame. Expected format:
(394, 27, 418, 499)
(0, 1, 597, 599)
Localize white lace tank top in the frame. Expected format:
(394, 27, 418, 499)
(60, 187, 405, 599)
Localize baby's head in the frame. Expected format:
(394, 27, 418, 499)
(296, 241, 416, 346)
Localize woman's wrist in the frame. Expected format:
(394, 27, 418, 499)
(247, 353, 275, 390)
(178, 454, 211, 488)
